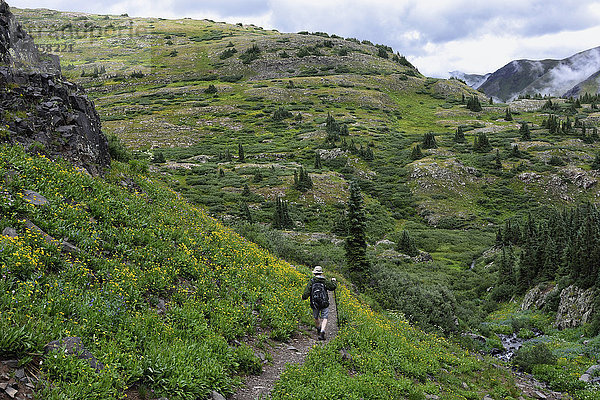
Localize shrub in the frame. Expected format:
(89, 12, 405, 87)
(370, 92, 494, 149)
(107, 133, 131, 162)
(512, 343, 556, 373)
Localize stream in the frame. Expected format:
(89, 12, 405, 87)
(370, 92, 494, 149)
(494, 330, 543, 362)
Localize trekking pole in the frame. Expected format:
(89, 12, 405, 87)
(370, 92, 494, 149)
(333, 286, 341, 328)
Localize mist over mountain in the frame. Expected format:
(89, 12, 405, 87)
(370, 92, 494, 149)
(452, 46, 600, 102)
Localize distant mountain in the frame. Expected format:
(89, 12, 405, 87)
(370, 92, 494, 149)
(457, 47, 600, 102)
(449, 71, 490, 89)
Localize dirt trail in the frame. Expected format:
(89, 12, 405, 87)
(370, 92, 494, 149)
(230, 291, 339, 400)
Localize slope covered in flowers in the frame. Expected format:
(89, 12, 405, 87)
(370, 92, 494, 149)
(0, 145, 308, 399)
(1, 146, 521, 399)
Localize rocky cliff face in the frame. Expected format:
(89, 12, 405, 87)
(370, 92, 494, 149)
(521, 283, 595, 329)
(0, 0, 109, 175)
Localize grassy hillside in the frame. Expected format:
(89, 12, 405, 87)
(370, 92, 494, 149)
(7, 6, 600, 399)
(0, 145, 527, 399)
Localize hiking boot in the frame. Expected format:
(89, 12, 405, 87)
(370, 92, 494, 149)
(319, 331, 325, 341)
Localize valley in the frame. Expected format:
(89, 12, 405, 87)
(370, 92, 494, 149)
(1, 2, 600, 399)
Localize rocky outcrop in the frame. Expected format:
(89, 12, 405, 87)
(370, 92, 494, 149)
(521, 283, 559, 311)
(0, 0, 109, 175)
(0, 0, 59, 73)
(554, 285, 595, 329)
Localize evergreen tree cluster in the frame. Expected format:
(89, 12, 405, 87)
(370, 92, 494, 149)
(340, 138, 374, 161)
(272, 106, 293, 121)
(519, 122, 531, 140)
(473, 132, 492, 152)
(272, 197, 293, 229)
(578, 92, 600, 104)
(410, 144, 424, 160)
(466, 96, 482, 112)
(454, 126, 466, 143)
(396, 230, 418, 256)
(542, 115, 573, 135)
(293, 167, 313, 192)
(495, 205, 600, 295)
(421, 132, 437, 149)
(325, 112, 349, 143)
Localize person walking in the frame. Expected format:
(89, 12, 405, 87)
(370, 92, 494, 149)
(302, 266, 337, 340)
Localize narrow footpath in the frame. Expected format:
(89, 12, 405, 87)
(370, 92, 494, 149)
(230, 291, 339, 400)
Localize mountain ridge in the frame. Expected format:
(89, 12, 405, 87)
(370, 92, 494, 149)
(452, 46, 600, 102)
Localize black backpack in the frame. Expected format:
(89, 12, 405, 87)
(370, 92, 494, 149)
(310, 279, 329, 310)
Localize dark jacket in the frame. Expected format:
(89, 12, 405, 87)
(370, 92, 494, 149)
(302, 275, 337, 302)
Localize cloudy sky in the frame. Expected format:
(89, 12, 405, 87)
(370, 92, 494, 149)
(8, 0, 600, 77)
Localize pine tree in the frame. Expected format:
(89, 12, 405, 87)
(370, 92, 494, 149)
(241, 184, 252, 198)
(466, 96, 482, 112)
(591, 153, 600, 170)
(519, 122, 531, 140)
(293, 167, 313, 192)
(272, 197, 293, 229)
(454, 126, 466, 143)
(510, 144, 521, 158)
(238, 143, 245, 162)
(505, 108, 513, 121)
(314, 152, 322, 169)
(397, 230, 418, 256)
(225, 148, 232, 162)
(422, 132, 437, 149)
(473, 132, 491, 152)
(345, 182, 370, 287)
(494, 149, 502, 170)
(410, 144, 423, 160)
(239, 201, 253, 223)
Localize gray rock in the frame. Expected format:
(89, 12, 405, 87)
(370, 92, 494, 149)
(585, 364, 600, 375)
(4, 386, 17, 398)
(44, 337, 104, 372)
(22, 190, 47, 206)
(580, 373, 591, 382)
(482, 395, 493, 400)
(521, 283, 558, 311)
(533, 391, 547, 399)
(14, 368, 24, 380)
(2, 227, 17, 237)
(554, 285, 595, 329)
(425, 395, 439, 400)
(210, 391, 226, 400)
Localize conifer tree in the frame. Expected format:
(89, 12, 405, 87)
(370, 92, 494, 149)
(242, 184, 252, 197)
(272, 197, 293, 229)
(397, 230, 418, 256)
(592, 153, 600, 170)
(225, 148, 232, 162)
(238, 143, 245, 162)
(466, 96, 482, 112)
(494, 149, 502, 170)
(454, 126, 466, 143)
(473, 132, 491, 152)
(239, 201, 253, 223)
(519, 122, 531, 141)
(422, 132, 437, 149)
(314, 151, 322, 169)
(345, 182, 370, 287)
(505, 108, 513, 121)
(410, 144, 424, 160)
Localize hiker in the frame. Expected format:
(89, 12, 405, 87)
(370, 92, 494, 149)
(302, 265, 337, 340)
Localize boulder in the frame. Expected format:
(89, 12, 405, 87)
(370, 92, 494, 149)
(22, 190, 47, 206)
(44, 337, 104, 372)
(554, 285, 595, 329)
